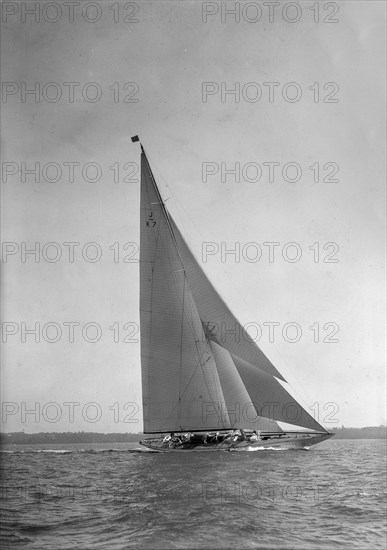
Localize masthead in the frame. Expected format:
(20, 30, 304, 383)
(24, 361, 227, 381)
(131, 134, 144, 152)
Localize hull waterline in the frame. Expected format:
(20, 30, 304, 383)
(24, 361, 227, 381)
(139, 432, 334, 452)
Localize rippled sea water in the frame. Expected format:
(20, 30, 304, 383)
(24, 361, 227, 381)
(1, 439, 386, 549)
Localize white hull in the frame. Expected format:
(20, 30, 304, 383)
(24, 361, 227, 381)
(140, 432, 334, 452)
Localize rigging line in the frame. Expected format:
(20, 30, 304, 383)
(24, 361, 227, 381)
(160, 215, 210, 377)
(275, 370, 316, 424)
(163, 235, 204, 358)
(145, 150, 272, 355)
(178, 284, 227, 427)
(157, 357, 209, 428)
(142, 147, 186, 271)
(177, 275, 186, 424)
(199, 359, 229, 429)
(187, 285, 211, 365)
(143, 151, 197, 422)
(144, 146, 208, 409)
(178, 349, 208, 401)
(208, 346, 230, 423)
(144, 147, 320, 428)
(142, 176, 164, 396)
(146, 149, 265, 427)
(149, 264, 209, 410)
(147, 155, 279, 341)
(147, 150, 315, 411)
(177, 269, 228, 415)
(155, 237, 210, 420)
(146, 149, 243, 356)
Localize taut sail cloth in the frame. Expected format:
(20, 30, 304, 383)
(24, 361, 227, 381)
(139, 144, 326, 434)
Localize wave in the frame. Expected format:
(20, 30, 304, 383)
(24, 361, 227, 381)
(355, 490, 387, 498)
(230, 445, 311, 452)
(0, 448, 155, 455)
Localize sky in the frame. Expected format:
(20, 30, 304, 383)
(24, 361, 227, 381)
(1, 0, 385, 433)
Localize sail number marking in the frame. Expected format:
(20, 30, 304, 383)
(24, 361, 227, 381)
(146, 212, 156, 227)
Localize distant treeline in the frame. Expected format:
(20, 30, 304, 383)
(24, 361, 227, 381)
(330, 426, 386, 439)
(0, 432, 144, 444)
(0, 426, 385, 444)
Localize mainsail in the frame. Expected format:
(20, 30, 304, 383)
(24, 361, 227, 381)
(138, 143, 326, 434)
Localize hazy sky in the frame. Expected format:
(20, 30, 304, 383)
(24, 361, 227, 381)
(1, 1, 385, 433)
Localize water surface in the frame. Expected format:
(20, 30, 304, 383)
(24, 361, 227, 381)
(1, 439, 386, 549)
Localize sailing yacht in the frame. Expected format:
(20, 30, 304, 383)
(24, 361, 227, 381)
(132, 136, 333, 452)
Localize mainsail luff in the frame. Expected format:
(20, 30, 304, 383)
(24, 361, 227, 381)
(139, 143, 327, 434)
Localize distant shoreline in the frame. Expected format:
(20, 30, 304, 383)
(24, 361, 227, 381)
(1, 427, 386, 444)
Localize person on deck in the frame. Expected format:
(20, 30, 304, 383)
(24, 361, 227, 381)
(171, 434, 182, 446)
(249, 430, 258, 442)
(233, 429, 241, 443)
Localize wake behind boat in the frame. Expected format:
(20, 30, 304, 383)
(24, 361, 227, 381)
(132, 136, 333, 452)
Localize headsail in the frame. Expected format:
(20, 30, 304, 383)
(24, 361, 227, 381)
(137, 140, 327, 434)
(169, 215, 286, 382)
